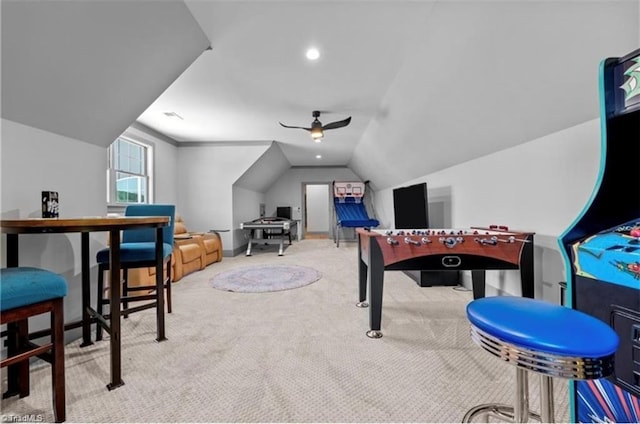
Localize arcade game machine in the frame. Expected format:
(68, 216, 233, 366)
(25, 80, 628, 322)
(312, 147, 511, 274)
(559, 48, 640, 423)
(333, 181, 379, 247)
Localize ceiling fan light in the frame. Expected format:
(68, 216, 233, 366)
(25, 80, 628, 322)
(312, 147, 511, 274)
(310, 127, 324, 141)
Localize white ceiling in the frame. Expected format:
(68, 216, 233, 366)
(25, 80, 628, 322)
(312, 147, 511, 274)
(2, 1, 638, 191)
(138, 0, 434, 167)
(137, 0, 639, 189)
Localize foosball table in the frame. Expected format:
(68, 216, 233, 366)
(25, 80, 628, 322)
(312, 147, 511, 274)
(356, 226, 535, 338)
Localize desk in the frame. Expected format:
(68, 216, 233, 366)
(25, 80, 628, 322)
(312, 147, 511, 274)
(240, 217, 297, 256)
(1, 216, 169, 391)
(356, 227, 535, 338)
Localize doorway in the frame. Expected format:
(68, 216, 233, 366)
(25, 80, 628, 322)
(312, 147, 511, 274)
(303, 183, 330, 239)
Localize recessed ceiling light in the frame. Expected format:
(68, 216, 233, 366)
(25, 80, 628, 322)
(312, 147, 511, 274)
(306, 47, 320, 61)
(315, 155, 322, 159)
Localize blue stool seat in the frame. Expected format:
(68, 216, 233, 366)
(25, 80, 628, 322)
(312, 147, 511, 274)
(0, 267, 67, 423)
(1, 266, 68, 310)
(463, 296, 619, 423)
(467, 296, 618, 379)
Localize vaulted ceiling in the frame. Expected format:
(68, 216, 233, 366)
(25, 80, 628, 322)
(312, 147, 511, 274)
(3, 1, 638, 190)
(1, 0, 209, 148)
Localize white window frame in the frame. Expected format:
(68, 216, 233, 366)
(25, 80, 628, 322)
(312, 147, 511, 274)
(107, 135, 154, 207)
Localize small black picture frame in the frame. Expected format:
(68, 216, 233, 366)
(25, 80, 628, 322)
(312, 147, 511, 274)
(42, 191, 59, 218)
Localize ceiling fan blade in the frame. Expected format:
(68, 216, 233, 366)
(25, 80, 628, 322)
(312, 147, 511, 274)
(279, 122, 311, 131)
(322, 116, 352, 131)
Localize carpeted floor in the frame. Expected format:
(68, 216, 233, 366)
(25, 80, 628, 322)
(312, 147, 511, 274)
(1, 239, 569, 423)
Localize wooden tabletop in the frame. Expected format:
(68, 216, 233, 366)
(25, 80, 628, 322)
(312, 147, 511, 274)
(1, 216, 169, 234)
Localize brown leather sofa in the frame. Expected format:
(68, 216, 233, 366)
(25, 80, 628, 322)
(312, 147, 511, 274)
(128, 215, 223, 287)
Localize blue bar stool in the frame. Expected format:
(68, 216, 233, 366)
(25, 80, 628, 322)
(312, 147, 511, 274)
(95, 204, 175, 343)
(463, 296, 619, 423)
(1, 267, 68, 423)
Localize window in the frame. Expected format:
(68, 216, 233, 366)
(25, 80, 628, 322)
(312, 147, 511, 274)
(107, 136, 153, 205)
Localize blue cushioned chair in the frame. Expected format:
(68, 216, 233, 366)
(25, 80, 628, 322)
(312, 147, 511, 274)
(463, 296, 619, 423)
(1, 267, 68, 423)
(95, 204, 175, 342)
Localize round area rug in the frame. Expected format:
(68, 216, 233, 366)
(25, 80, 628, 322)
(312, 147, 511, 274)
(209, 264, 322, 293)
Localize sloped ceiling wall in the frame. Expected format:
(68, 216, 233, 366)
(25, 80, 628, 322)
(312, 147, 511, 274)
(234, 142, 291, 193)
(1, 0, 210, 148)
(349, 0, 639, 190)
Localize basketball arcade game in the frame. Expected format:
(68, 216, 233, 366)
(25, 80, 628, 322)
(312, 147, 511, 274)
(559, 48, 640, 423)
(332, 181, 379, 247)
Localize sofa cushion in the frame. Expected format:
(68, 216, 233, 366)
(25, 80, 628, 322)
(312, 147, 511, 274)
(201, 237, 219, 254)
(180, 243, 203, 263)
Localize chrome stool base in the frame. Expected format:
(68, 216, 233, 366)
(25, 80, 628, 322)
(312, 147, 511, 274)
(463, 368, 551, 423)
(463, 297, 618, 424)
(463, 404, 542, 423)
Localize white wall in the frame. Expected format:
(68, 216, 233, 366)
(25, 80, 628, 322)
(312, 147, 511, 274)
(265, 167, 362, 237)
(375, 119, 601, 303)
(1, 119, 108, 334)
(176, 143, 271, 253)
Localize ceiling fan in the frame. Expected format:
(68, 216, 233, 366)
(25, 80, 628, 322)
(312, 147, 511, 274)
(279, 110, 351, 142)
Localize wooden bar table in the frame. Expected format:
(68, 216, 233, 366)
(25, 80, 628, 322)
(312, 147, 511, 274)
(1, 216, 169, 391)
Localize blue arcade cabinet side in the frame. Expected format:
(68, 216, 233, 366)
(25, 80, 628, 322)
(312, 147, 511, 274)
(558, 48, 640, 423)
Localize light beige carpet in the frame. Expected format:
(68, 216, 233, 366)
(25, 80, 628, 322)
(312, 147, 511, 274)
(1, 239, 569, 423)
